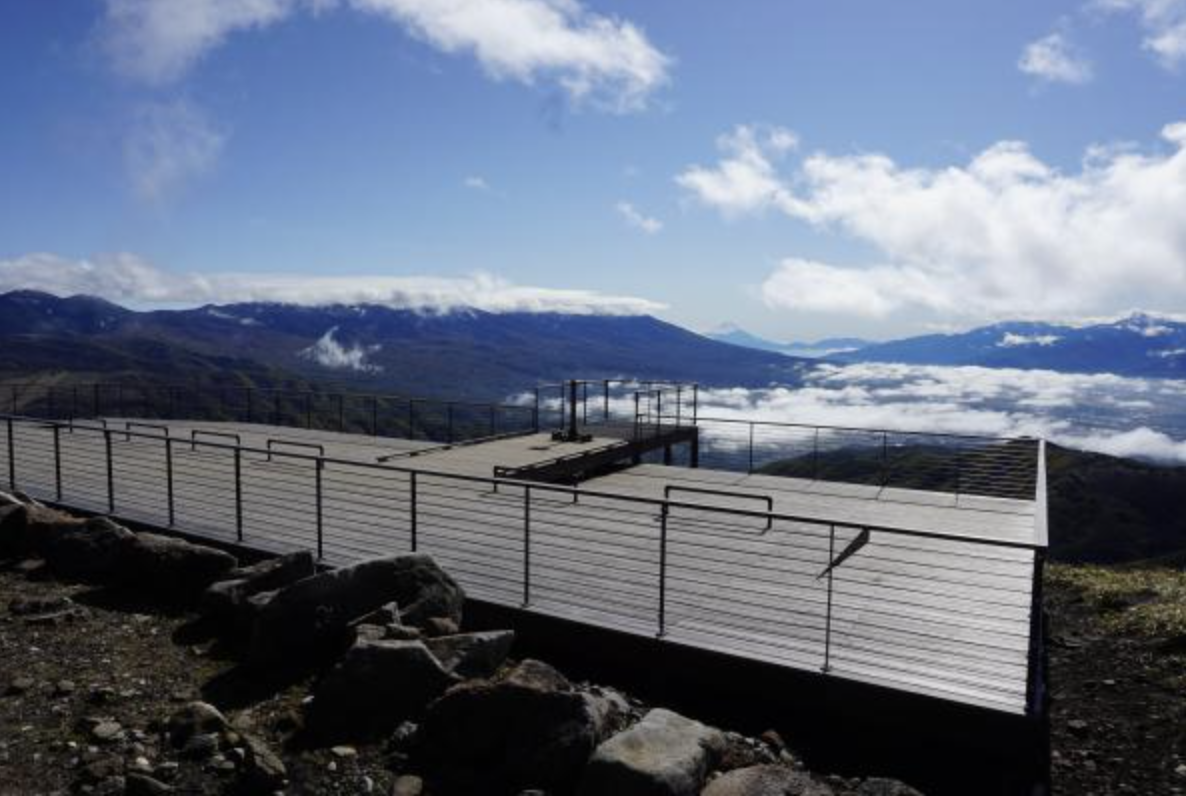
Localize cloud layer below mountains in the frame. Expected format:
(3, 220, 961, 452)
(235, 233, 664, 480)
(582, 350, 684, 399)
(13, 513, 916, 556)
(693, 363, 1186, 463)
(0, 252, 663, 315)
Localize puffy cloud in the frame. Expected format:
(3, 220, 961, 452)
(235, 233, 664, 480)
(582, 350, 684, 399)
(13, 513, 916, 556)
(675, 125, 799, 217)
(300, 326, 383, 371)
(463, 175, 491, 191)
(123, 100, 226, 201)
(680, 121, 1186, 321)
(1018, 32, 1093, 83)
(98, 0, 670, 110)
(690, 363, 1186, 463)
(1096, 0, 1186, 68)
(615, 201, 662, 234)
(0, 252, 664, 315)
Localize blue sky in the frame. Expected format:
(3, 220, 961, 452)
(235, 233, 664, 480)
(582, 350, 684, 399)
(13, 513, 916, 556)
(2, 0, 1186, 340)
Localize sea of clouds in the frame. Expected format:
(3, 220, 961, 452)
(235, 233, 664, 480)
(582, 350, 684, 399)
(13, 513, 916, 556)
(691, 363, 1186, 464)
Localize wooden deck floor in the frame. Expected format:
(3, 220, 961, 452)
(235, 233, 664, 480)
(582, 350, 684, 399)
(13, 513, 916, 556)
(2, 419, 1041, 716)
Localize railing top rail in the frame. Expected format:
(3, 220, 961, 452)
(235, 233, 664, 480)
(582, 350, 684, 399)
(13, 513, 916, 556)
(3, 381, 535, 414)
(694, 414, 1040, 445)
(2, 412, 1046, 552)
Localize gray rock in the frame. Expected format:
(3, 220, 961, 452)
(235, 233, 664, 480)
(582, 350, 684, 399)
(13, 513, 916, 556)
(167, 702, 229, 747)
(92, 776, 127, 796)
(0, 503, 83, 560)
(425, 630, 515, 679)
(305, 639, 458, 741)
(578, 708, 725, 796)
(125, 772, 175, 795)
(854, 779, 924, 796)
(239, 732, 287, 791)
(6, 675, 35, 695)
(247, 554, 464, 668)
(91, 721, 124, 743)
(118, 532, 238, 603)
(702, 765, 834, 796)
(8, 595, 74, 615)
(201, 550, 316, 631)
(419, 659, 605, 795)
(392, 775, 424, 796)
(180, 733, 220, 760)
(422, 616, 460, 637)
(42, 516, 136, 582)
(350, 601, 401, 627)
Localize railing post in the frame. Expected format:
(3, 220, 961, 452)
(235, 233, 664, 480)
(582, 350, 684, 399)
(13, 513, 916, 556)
(603, 380, 610, 422)
(52, 424, 62, 502)
(748, 423, 755, 474)
(633, 392, 641, 441)
(523, 485, 531, 607)
(6, 418, 14, 490)
(104, 429, 114, 513)
(658, 502, 669, 638)
(822, 524, 835, 673)
(166, 437, 175, 526)
(410, 471, 418, 552)
(234, 447, 243, 543)
(812, 427, 820, 480)
(315, 459, 324, 560)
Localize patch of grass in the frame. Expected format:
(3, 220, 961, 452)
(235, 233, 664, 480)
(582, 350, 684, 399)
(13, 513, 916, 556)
(1048, 564, 1186, 640)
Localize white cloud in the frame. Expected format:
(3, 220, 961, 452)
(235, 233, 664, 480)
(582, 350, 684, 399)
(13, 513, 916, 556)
(1096, 0, 1186, 69)
(1018, 32, 1093, 84)
(675, 125, 799, 217)
(681, 121, 1186, 322)
(615, 201, 662, 234)
(0, 252, 665, 315)
(689, 363, 1186, 463)
(997, 333, 1061, 347)
(300, 326, 383, 372)
(463, 175, 491, 191)
(99, 0, 670, 110)
(100, 0, 298, 85)
(124, 100, 226, 201)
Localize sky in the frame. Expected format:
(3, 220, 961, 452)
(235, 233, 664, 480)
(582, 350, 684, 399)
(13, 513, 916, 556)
(2, 0, 1186, 341)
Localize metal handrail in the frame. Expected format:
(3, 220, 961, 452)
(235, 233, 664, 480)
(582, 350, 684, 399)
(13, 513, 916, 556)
(663, 484, 774, 531)
(0, 412, 1046, 551)
(265, 438, 325, 462)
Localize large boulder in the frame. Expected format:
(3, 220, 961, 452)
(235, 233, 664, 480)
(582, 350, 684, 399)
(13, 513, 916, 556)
(419, 659, 604, 795)
(0, 503, 83, 559)
(41, 517, 136, 581)
(424, 630, 515, 679)
(117, 533, 238, 603)
(247, 554, 463, 669)
(701, 765, 835, 796)
(578, 708, 725, 796)
(305, 639, 459, 742)
(201, 550, 316, 632)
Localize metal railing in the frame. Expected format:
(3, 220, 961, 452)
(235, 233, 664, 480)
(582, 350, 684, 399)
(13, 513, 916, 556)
(533, 379, 699, 433)
(0, 412, 1046, 713)
(2, 382, 539, 445)
(684, 416, 1040, 501)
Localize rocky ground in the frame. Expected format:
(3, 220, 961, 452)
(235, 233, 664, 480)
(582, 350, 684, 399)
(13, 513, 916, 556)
(1046, 564, 1186, 795)
(0, 494, 924, 796)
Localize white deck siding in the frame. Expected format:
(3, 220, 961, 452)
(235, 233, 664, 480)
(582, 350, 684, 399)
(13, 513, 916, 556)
(0, 418, 1042, 715)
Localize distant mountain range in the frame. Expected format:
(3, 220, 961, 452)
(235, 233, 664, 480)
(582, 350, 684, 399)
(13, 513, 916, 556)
(713, 314, 1186, 378)
(0, 290, 809, 400)
(706, 324, 871, 358)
